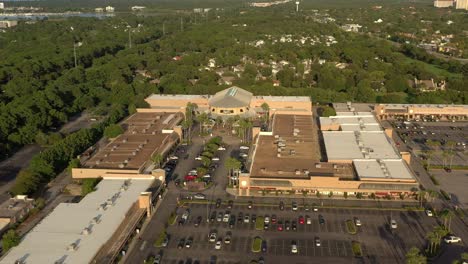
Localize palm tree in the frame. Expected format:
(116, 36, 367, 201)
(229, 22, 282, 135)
(151, 153, 164, 168)
(426, 231, 437, 255)
(185, 102, 198, 142)
(196, 112, 209, 134)
(405, 247, 427, 264)
(440, 209, 454, 232)
(261, 102, 270, 125)
(423, 150, 434, 170)
(426, 189, 439, 203)
(225, 157, 242, 186)
(447, 150, 455, 169)
(215, 116, 223, 129)
(226, 117, 235, 135)
(442, 150, 450, 167)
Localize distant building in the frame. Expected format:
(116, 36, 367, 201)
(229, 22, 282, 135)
(0, 20, 18, 29)
(105, 6, 115, 12)
(131, 6, 146, 11)
(0, 2, 4, 9)
(0, 195, 34, 234)
(408, 78, 446, 92)
(219, 76, 235, 86)
(341, 24, 362, 32)
(434, 0, 454, 7)
(95, 7, 104, 12)
(375, 104, 468, 121)
(456, 0, 468, 9)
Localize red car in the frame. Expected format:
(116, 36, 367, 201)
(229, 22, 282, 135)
(271, 215, 277, 224)
(277, 221, 283, 231)
(184, 175, 197, 181)
(298, 216, 305, 225)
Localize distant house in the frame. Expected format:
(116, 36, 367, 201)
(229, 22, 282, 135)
(409, 78, 446, 92)
(95, 7, 104, 12)
(0, 20, 18, 28)
(218, 76, 236, 86)
(0, 195, 34, 234)
(434, 0, 454, 8)
(149, 79, 161, 85)
(341, 24, 362, 32)
(172, 56, 182, 61)
(208, 58, 216, 68)
(105, 6, 115, 12)
(131, 6, 146, 11)
(273, 80, 280, 87)
(188, 79, 199, 86)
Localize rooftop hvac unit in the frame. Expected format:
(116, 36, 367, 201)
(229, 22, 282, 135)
(277, 153, 281, 157)
(277, 170, 283, 174)
(333, 164, 338, 169)
(304, 170, 310, 175)
(293, 128, 300, 133)
(315, 163, 321, 168)
(350, 107, 355, 111)
(67, 243, 77, 252)
(95, 160, 100, 165)
(92, 215, 102, 224)
(293, 132, 298, 136)
(104, 154, 108, 158)
(277, 148, 281, 152)
(295, 170, 301, 175)
(132, 130, 137, 134)
(118, 163, 125, 168)
(122, 138, 128, 143)
(132, 151, 137, 156)
(98, 203, 106, 211)
(82, 227, 91, 235)
(152, 131, 156, 135)
(347, 101, 351, 106)
(363, 153, 370, 159)
(274, 135, 279, 139)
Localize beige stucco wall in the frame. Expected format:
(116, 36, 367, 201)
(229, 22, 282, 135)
(320, 123, 341, 131)
(251, 98, 312, 114)
(72, 168, 140, 179)
(145, 98, 209, 109)
(210, 106, 249, 116)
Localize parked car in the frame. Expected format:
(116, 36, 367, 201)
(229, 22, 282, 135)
(244, 215, 250, 223)
(212, 157, 220, 161)
(248, 200, 253, 209)
(315, 237, 321, 247)
(208, 232, 217, 242)
(390, 219, 398, 229)
(194, 216, 202, 227)
(425, 209, 433, 217)
(218, 146, 226, 151)
(298, 216, 305, 225)
(277, 221, 284, 231)
(239, 153, 248, 158)
(184, 175, 197, 181)
(193, 193, 206, 200)
(215, 239, 222, 250)
(215, 199, 222, 208)
(306, 216, 312, 225)
(261, 240, 267, 252)
(291, 221, 297, 231)
(285, 220, 290, 231)
(354, 218, 362, 226)
(318, 215, 325, 225)
(271, 215, 277, 224)
(185, 237, 193, 248)
(178, 238, 185, 249)
(195, 156, 203, 160)
(223, 212, 230, 222)
(291, 241, 298, 253)
(279, 201, 284, 211)
(240, 145, 250, 150)
(224, 231, 232, 244)
(292, 202, 298, 211)
(227, 200, 234, 209)
(444, 236, 462, 244)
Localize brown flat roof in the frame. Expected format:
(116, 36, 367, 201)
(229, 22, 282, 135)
(84, 112, 183, 170)
(250, 114, 354, 179)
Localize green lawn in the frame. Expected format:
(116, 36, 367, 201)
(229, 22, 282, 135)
(255, 216, 265, 230)
(401, 57, 462, 79)
(352, 241, 363, 257)
(252, 237, 263, 253)
(168, 213, 177, 225)
(346, 220, 357, 235)
(154, 230, 167, 248)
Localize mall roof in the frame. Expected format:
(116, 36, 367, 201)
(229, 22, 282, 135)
(353, 159, 415, 181)
(378, 104, 468, 109)
(323, 131, 400, 160)
(0, 179, 153, 264)
(84, 112, 183, 170)
(319, 112, 381, 131)
(255, 96, 311, 102)
(209, 86, 253, 108)
(250, 114, 354, 179)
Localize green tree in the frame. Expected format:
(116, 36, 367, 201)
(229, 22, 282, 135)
(320, 106, 336, 117)
(261, 102, 270, 125)
(1, 230, 20, 252)
(104, 124, 124, 138)
(151, 153, 164, 168)
(405, 247, 426, 264)
(225, 157, 242, 185)
(81, 178, 102, 196)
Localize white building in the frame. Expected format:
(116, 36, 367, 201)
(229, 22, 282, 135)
(0, 3, 4, 9)
(105, 6, 115, 12)
(95, 7, 104, 12)
(456, 0, 468, 9)
(434, 0, 454, 7)
(131, 6, 146, 11)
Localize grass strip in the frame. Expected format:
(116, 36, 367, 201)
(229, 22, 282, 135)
(346, 220, 357, 235)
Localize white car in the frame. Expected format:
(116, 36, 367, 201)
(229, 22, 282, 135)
(291, 243, 298, 253)
(209, 233, 217, 242)
(306, 216, 312, 225)
(218, 146, 226, 151)
(169, 155, 178, 160)
(264, 216, 270, 224)
(425, 210, 433, 217)
(390, 219, 397, 229)
(315, 238, 321, 247)
(313, 207, 318, 212)
(223, 213, 230, 222)
(239, 153, 248, 158)
(240, 146, 250, 150)
(215, 239, 222, 249)
(212, 157, 220, 161)
(244, 215, 250, 223)
(193, 193, 206, 200)
(444, 236, 462, 244)
(195, 156, 203, 161)
(355, 218, 362, 226)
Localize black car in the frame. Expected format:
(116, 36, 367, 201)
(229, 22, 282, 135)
(285, 220, 290, 231)
(279, 201, 284, 211)
(210, 212, 216, 222)
(237, 212, 243, 223)
(251, 214, 257, 222)
(248, 200, 253, 209)
(264, 222, 269, 230)
(215, 199, 222, 208)
(318, 215, 325, 225)
(261, 240, 267, 252)
(292, 221, 297, 231)
(178, 238, 185, 249)
(229, 218, 235, 228)
(194, 216, 202, 227)
(185, 237, 193, 248)
(227, 200, 234, 209)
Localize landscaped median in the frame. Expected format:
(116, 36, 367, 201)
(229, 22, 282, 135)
(154, 230, 167, 248)
(167, 212, 178, 225)
(255, 216, 265, 230)
(252, 237, 263, 253)
(352, 241, 363, 257)
(346, 220, 357, 235)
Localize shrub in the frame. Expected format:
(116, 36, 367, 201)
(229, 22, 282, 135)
(440, 190, 451, 201)
(252, 237, 262, 252)
(1, 230, 20, 252)
(429, 175, 440, 185)
(81, 177, 102, 196)
(168, 212, 177, 225)
(346, 220, 357, 235)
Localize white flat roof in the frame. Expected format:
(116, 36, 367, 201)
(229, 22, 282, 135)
(258, 96, 311, 102)
(146, 94, 209, 100)
(0, 179, 154, 264)
(323, 131, 400, 160)
(320, 112, 381, 131)
(354, 159, 415, 180)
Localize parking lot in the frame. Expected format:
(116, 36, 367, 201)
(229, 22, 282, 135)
(392, 121, 467, 166)
(149, 201, 438, 264)
(432, 170, 468, 207)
